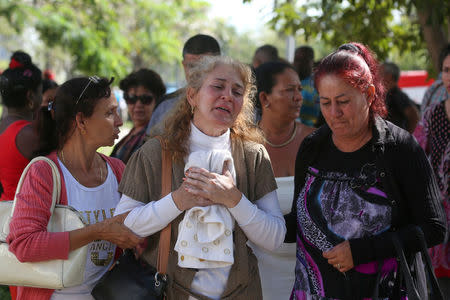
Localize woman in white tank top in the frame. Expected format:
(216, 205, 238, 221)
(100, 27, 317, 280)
(253, 61, 315, 299)
(7, 77, 143, 300)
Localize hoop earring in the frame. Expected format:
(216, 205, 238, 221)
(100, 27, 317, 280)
(264, 103, 270, 108)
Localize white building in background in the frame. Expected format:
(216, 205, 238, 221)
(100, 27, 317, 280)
(398, 70, 435, 105)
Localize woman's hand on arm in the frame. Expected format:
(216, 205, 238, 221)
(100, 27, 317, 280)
(183, 165, 242, 208)
(69, 213, 144, 251)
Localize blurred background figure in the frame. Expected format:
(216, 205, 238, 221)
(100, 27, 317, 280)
(0, 50, 42, 199)
(414, 43, 450, 298)
(253, 61, 314, 300)
(380, 62, 419, 133)
(252, 44, 279, 68)
(0, 50, 42, 300)
(41, 78, 58, 108)
(146, 34, 221, 133)
(293, 46, 320, 127)
(420, 47, 450, 113)
(111, 69, 166, 163)
(41, 69, 58, 108)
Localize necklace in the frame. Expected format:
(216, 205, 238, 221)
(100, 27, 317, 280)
(59, 150, 103, 183)
(265, 122, 297, 148)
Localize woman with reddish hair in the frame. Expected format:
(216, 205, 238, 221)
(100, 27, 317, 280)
(284, 43, 446, 299)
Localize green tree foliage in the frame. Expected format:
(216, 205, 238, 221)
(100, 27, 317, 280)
(245, 0, 449, 73)
(0, 0, 209, 79)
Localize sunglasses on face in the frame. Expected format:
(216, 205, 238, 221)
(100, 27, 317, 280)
(124, 94, 155, 105)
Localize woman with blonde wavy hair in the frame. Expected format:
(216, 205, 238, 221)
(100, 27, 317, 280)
(115, 56, 286, 299)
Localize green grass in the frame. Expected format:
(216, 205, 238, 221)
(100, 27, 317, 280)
(97, 145, 114, 156)
(0, 285, 11, 300)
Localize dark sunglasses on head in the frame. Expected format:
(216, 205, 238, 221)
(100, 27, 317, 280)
(124, 94, 155, 105)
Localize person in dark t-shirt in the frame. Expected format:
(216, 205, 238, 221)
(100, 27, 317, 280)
(380, 62, 419, 133)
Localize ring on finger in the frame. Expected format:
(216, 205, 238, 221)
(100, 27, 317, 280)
(337, 263, 341, 269)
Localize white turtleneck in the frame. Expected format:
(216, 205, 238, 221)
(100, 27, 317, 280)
(115, 122, 285, 298)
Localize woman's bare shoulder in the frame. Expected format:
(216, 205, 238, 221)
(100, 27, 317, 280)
(16, 124, 39, 160)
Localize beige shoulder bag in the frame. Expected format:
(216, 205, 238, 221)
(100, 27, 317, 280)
(0, 156, 88, 288)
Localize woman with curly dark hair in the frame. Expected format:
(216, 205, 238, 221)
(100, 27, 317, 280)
(110, 69, 166, 163)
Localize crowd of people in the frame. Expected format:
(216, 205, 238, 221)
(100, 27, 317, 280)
(0, 34, 448, 300)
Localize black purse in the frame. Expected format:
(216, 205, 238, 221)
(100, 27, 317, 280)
(372, 148, 445, 300)
(391, 226, 444, 300)
(373, 226, 444, 300)
(92, 136, 172, 300)
(91, 249, 168, 300)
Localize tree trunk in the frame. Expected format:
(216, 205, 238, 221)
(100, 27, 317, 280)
(448, 16, 450, 42)
(416, 4, 447, 72)
(132, 54, 144, 71)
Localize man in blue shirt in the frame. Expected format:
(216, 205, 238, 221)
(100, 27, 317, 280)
(293, 46, 320, 127)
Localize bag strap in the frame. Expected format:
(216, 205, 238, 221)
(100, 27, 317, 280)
(371, 259, 384, 299)
(391, 232, 421, 300)
(391, 228, 444, 300)
(414, 226, 444, 300)
(154, 136, 172, 275)
(10, 156, 61, 220)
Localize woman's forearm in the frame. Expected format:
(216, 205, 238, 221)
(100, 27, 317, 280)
(229, 190, 286, 251)
(115, 193, 182, 237)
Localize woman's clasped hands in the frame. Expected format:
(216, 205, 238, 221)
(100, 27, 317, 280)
(172, 164, 242, 211)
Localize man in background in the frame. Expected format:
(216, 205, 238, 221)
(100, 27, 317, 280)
(381, 62, 420, 133)
(146, 34, 221, 133)
(252, 44, 279, 68)
(293, 46, 320, 127)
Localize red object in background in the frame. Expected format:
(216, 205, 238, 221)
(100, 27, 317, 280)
(398, 70, 435, 105)
(9, 58, 24, 70)
(398, 70, 434, 88)
(9, 286, 17, 300)
(43, 69, 55, 80)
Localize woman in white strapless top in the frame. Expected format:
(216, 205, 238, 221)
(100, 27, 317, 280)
(251, 61, 315, 299)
